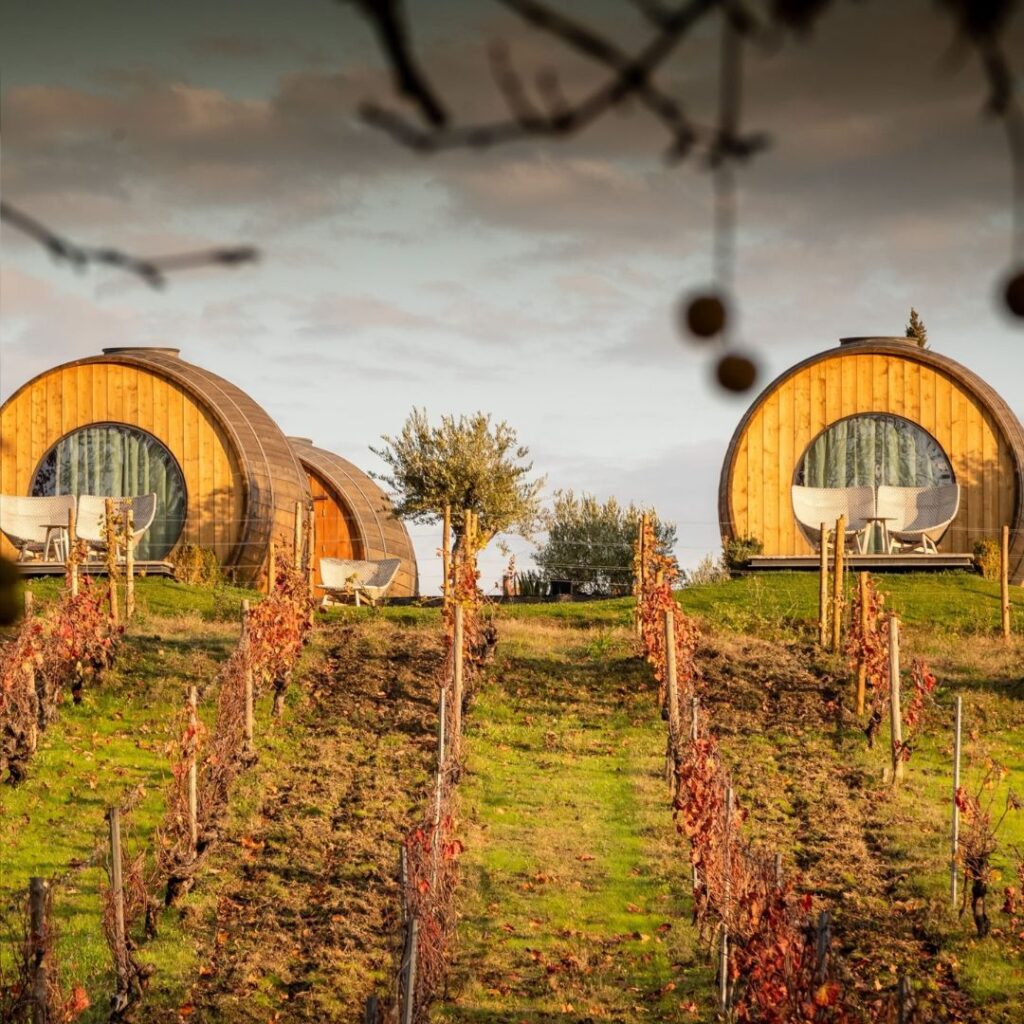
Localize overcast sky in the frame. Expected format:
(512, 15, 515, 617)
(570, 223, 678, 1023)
(2, 0, 1023, 593)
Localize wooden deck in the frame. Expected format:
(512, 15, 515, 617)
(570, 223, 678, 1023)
(15, 560, 176, 578)
(746, 553, 975, 572)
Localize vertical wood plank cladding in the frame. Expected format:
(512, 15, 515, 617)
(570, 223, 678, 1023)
(873, 355, 888, 411)
(723, 345, 1023, 567)
(920, 367, 936, 437)
(61, 366, 77, 436)
(981, 409, 997, 534)
(905, 362, 921, 423)
(762, 397, 780, 552)
(746, 407, 764, 546)
(732, 434, 748, 537)
(777, 376, 795, 553)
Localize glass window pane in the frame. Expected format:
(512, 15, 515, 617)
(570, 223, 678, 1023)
(31, 424, 186, 560)
(796, 414, 953, 489)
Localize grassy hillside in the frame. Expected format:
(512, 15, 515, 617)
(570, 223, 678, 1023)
(1, 571, 1021, 1022)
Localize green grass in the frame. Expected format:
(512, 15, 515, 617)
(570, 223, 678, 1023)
(439, 620, 713, 1022)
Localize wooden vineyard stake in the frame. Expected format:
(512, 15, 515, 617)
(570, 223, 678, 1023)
(442, 505, 451, 605)
(105, 498, 120, 626)
(831, 515, 845, 653)
(125, 508, 135, 620)
(188, 686, 199, 851)
(24, 592, 38, 750)
(266, 539, 276, 596)
(1001, 524, 1011, 639)
(951, 694, 962, 907)
(242, 600, 254, 754)
(293, 500, 303, 565)
(720, 786, 733, 1014)
(856, 572, 869, 714)
(29, 877, 48, 1024)
(108, 807, 127, 989)
(452, 603, 464, 746)
(889, 615, 904, 783)
(690, 696, 699, 742)
(67, 504, 79, 598)
(818, 522, 829, 647)
(663, 608, 681, 763)
(306, 504, 316, 617)
(636, 512, 648, 639)
(401, 917, 419, 1024)
(437, 688, 447, 769)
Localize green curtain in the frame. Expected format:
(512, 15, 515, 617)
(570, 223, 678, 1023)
(32, 425, 186, 560)
(799, 415, 951, 489)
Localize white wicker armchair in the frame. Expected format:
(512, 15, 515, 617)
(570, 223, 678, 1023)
(318, 557, 402, 607)
(791, 485, 875, 552)
(0, 495, 76, 561)
(76, 494, 158, 557)
(877, 484, 960, 554)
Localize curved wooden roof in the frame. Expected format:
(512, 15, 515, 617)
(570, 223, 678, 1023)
(4, 347, 310, 577)
(718, 338, 1024, 583)
(287, 438, 419, 597)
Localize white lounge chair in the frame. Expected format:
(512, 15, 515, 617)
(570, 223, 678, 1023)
(791, 485, 875, 552)
(0, 494, 76, 561)
(318, 557, 401, 607)
(877, 484, 960, 554)
(76, 493, 158, 558)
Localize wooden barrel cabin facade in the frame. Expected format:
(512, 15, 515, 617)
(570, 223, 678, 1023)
(718, 337, 1024, 583)
(0, 348, 420, 592)
(288, 437, 418, 598)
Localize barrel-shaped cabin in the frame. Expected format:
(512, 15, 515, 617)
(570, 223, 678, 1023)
(288, 437, 418, 598)
(0, 347, 419, 592)
(718, 337, 1024, 583)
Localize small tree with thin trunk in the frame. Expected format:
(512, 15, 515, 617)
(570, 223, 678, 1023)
(372, 409, 543, 551)
(905, 307, 928, 347)
(535, 491, 677, 595)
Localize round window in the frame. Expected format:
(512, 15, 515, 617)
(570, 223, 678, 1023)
(795, 413, 954, 489)
(31, 424, 187, 560)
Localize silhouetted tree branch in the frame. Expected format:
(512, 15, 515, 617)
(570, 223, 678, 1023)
(0, 202, 259, 289)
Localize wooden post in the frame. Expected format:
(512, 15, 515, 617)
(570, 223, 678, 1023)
(442, 505, 451, 603)
(664, 608, 681, 747)
(818, 523, 828, 647)
(635, 513, 648, 639)
(774, 852, 782, 889)
(1001, 524, 1011, 639)
(831, 515, 845, 653)
(690, 695, 699, 742)
(24, 593, 38, 747)
(951, 694, 962, 907)
(188, 686, 199, 851)
(24, 589, 33, 617)
(125, 508, 135, 620)
(241, 600, 254, 754)
(293, 500, 303, 565)
(105, 498, 119, 626)
(437, 688, 447, 768)
(266, 539, 276, 595)
(401, 918, 419, 1024)
(720, 786, 733, 1013)
(452, 603, 464, 745)
(889, 615, 904, 783)
(856, 572, 869, 715)
(29, 877, 48, 1024)
(67, 505, 79, 598)
(108, 807, 126, 987)
(306, 505, 316, 614)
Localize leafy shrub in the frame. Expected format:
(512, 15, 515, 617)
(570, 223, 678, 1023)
(170, 544, 221, 587)
(515, 570, 547, 597)
(973, 538, 1001, 580)
(686, 554, 730, 586)
(722, 534, 763, 569)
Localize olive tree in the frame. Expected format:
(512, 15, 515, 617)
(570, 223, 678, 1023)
(534, 490, 677, 596)
(372, 408, 543, 548)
